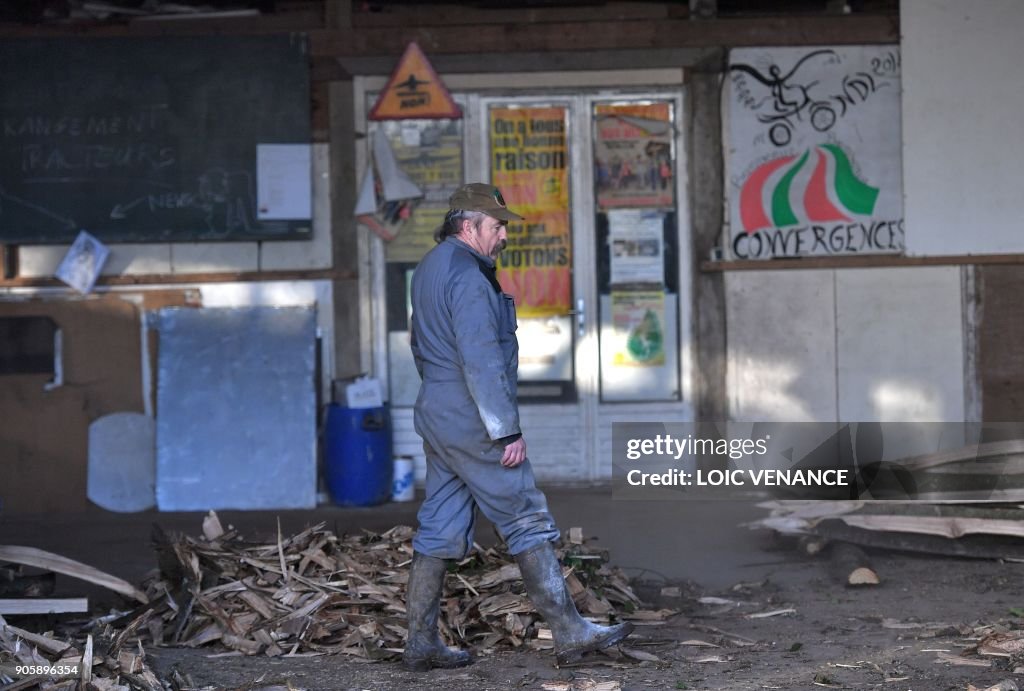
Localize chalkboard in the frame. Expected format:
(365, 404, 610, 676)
(0, 35, 311, 244)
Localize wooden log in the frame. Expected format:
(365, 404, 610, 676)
(0, 546, 148, 604)
(0, 621, 74, 655)
(814, 519, 1024, 560)
(828, 543, 880, 586)
(0, 597, 88, 615)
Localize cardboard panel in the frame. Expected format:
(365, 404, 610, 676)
(0, 296, 144, 513)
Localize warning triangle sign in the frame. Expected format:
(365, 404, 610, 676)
(369, 42, 461, 120)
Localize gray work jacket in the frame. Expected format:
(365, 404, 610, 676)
(410, 236, 520, 441)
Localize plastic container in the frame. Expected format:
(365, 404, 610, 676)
(323, 404, 393, 506)
(391, 456, 415, 502)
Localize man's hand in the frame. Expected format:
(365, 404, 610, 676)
(501, 436, 527, 468)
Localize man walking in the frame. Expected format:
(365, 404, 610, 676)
(402, 183, 633, 671)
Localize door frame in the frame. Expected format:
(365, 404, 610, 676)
(354, 73, 693, 481)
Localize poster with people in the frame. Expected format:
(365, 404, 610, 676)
(594, 102, 674, 210)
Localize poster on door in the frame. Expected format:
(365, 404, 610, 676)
(489, 106, 572, 318)
(594, 102, 674, 210)
(610, 290, 666, 367)
(378, 119, 464, 263)
(726, 46, 904, 259)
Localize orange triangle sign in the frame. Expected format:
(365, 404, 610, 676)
(369, 42, 461, 120)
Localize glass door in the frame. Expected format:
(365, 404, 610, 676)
(483, 100, 577, 402)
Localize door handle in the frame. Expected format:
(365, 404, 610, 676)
(575, 298, 585, 338)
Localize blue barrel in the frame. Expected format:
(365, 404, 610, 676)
(324, 404, 393, 506)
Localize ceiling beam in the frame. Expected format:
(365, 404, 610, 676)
(311, 14, 898, 58)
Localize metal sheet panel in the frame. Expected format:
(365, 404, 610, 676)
(155, 307, 317, 510)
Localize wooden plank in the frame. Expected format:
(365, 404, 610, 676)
(703, 253, 1024, 273)
(0, 11, 322, 38)
(979, 265, 1024, 423)
(351, 1, 680, 27)
(310, 15, 899, 57)
(813, 519, 1024, 560)
(0, 597, 88, 615)
(0, 267, 348, 289)
(0, 546, 148, 604)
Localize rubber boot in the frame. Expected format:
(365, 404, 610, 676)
(402, 552, 474, 672)
(515, 542, 634, 666)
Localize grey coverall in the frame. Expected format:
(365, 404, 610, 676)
(410, 236, 560, 559)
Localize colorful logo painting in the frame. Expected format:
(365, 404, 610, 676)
(726, 46, 903, 258)
(740, 144, 879, 233)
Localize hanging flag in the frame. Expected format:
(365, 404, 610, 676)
(369, 42, 461, 121)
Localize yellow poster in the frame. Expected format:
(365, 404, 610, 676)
(381, 119, 464, 263)
(489, 106, 572, 318)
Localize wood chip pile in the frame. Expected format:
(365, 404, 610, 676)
(120, 513, 655, 661)
(0, 616, 164, 691)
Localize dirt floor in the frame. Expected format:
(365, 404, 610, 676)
(2, 487, 1022, 691)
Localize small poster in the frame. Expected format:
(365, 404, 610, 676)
(256, 144, 311, 220)
(608, 209, 664, 286)
(594, 102, 674, 210)
(376, 119, 462, 262)
(55, 230, 109, 294)
(610, 291, 666, 367)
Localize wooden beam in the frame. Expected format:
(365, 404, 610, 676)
(702, 253, 1024, 272)
(310, 14, 899, 57)
(0, 11, 323, 38)
(0, 267, 350, 290)
(0, 545, 148, 604)
(0, 597, 88, 615)
(351, 1, 682, 27)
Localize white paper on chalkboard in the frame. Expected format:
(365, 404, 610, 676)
(55, 230, 110, 294)
(257, 144, 312, 220)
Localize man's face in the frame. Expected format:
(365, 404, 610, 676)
(471, 215, 508, 258)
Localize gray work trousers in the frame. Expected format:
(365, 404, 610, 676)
(411, 381, 560, 559)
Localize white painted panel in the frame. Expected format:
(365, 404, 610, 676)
(17, 245, 65, 278)
(836, 266, 964, 421)
(390, 404, 587, 484)
(902, 0, 1024, 255)
(104, 244, 172, 275)
(726, 269, 837, 421)
(596, 402, 694, 479)
(387, 331, 420, 407)
(519, 404, 587, 482)
(170, 242, 258, 273)
(259, 143, 332, 271)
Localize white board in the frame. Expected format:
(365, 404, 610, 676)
(725, 45, 903, 259)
